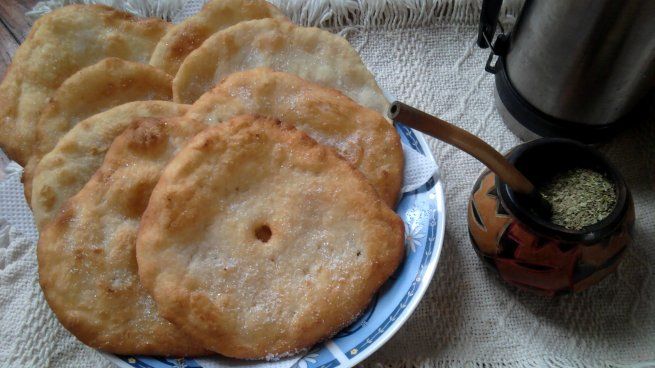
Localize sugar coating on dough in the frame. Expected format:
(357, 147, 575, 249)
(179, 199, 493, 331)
(37, 116, 208, 355)
(0, 5, 169, 165)
(172, 18, 389, 116)
(136, 116, 405, 359)
(185, 68, 403, 207)
(35, 57, 173, 158)
(31, 101, 188, 230)
(23, 58, 173, 203)
(150, 0, 287, 75)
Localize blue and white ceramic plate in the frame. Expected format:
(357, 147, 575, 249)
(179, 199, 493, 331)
(105, 124, 445, 368)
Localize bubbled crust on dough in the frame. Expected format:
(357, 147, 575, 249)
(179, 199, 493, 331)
(0, 5, 169, 165)
(150, 0, 287, 75)
(24, 58, 174, 203)
(136, 116, 405, 359)
(186, 68, 403, 207)
(37, 116, 208, 355)
(30, 101, 189, 230)
(172, 18, 389, 116)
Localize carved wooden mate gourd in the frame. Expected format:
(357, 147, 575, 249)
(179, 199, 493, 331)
(389, 102, 635, 296)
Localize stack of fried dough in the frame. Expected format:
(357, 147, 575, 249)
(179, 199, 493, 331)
(0, 0, 406, 360)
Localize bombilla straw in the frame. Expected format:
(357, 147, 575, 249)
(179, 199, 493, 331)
(388, 101, 535, 194)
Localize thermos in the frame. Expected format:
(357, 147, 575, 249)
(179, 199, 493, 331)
(478, 0, 655, 142)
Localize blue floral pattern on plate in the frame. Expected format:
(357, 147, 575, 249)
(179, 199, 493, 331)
(105, 124, 446, 368)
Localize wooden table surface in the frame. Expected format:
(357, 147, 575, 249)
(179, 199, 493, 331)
(0, 0, 37, 76)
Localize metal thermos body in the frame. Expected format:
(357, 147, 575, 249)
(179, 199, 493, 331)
(478, 0, 655, 140)
(507, 0, 655, 125)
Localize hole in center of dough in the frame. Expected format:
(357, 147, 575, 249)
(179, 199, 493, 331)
(255, 224, 272, 243)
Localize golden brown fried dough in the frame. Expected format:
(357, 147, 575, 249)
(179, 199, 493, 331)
(24, 58, 173, 202)
(150, 0, 287, 75)
(37, 115, 207, 355)
(31, 101, 188, 230)
(173, 18, 389, 115)
(186, 68, 403, 207)
(136, 116, 404, 359)
(0, 5, 169, 165)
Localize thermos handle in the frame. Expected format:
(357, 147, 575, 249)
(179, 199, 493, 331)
(478, 0, 509, 73)
(477, 0, 503, 48)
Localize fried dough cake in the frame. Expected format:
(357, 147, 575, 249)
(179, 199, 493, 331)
(172, 18, 389, 115)
(150, 0, 287, 75)
(31, 101, 188, 230)
(185, 68, 403, 207)
(37, 115, 207, 355)
(0, 5, 169, 165)
(24, 58, 173, 202)
(136, 116, 405, 359)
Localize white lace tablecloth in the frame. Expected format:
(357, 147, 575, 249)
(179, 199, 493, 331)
(2, 1, 655, 367)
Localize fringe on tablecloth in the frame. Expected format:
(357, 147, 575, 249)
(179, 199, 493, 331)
(26, 0, 524, 28)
